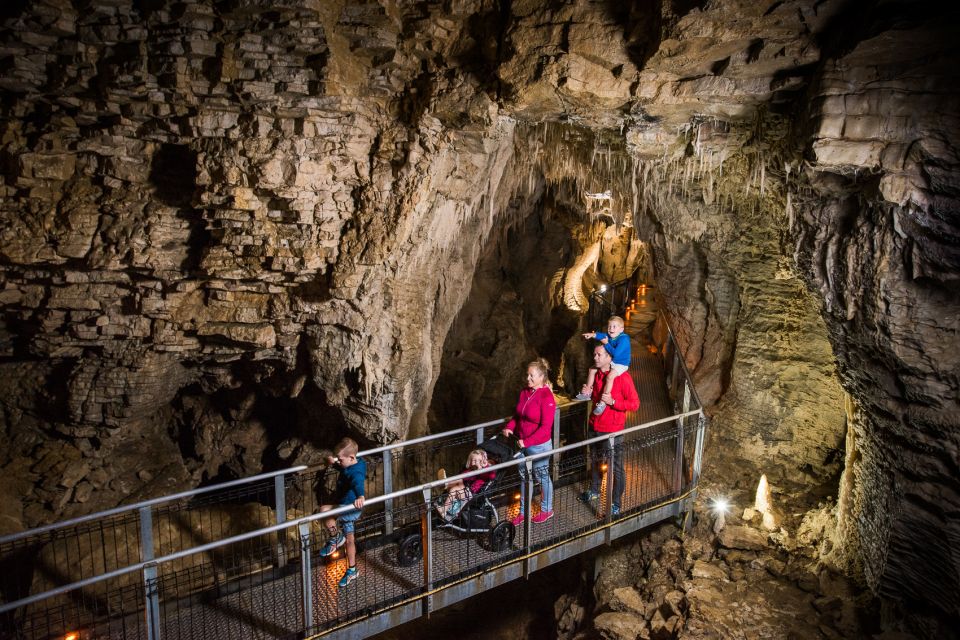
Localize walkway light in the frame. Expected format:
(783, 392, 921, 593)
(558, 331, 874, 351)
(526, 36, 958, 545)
(64, 633, 80, 640)
(709, 497, 730, 515)
(709, 496, 731, 534)
(598, 285, 607, 294)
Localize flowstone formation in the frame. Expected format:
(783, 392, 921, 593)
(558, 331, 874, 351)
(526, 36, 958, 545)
(1, 0, 958, 635)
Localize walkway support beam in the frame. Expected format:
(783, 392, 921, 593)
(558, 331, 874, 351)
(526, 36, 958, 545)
(139, 506, 161, 640)
(299, 521, 313, 634)
(421, 487, 434, 617)
(383, 452, 394, 535)
(552, 405, 561, 482)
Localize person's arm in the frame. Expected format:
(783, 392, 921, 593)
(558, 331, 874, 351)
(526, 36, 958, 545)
(350, 465, 366, 508)
(534, 392, 556, 442)
(612, 374, 640, 412)
(503, 414, 516, 437)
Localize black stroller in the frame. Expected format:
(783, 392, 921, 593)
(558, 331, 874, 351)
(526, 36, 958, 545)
(396, 434, 521, 566)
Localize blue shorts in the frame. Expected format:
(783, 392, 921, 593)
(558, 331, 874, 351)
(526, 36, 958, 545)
(338, 507, 362, 534)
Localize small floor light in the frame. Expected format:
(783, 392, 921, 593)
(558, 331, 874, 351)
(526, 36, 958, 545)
(709, 496, 731, 534)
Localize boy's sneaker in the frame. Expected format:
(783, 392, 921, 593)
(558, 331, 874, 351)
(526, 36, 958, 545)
(319, 533, 345, 557)
(592, 401, 607, 416)
(579, 490, 599, 504)
(510, 513, 525, 527)
(337, 566, 359, 587)
(611, 504, 621, 517)
(532, 510, 554, 524)
(575, 392, 592, 401)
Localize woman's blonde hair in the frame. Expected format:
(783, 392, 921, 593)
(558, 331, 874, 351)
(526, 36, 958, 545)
(527, 357, 551, 382)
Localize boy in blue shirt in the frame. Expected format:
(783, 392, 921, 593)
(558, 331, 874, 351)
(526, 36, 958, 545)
(576, 315, 631, 415)
(318, 437, 366, 587)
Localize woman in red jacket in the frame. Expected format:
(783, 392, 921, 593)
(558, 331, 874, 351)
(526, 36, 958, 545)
(503, 357, 556, 525)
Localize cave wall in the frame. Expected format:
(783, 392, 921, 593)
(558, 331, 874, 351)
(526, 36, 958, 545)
(793, 18, 960, 624)
(0, 0, 526, 527)
(0, 0, 958, 632)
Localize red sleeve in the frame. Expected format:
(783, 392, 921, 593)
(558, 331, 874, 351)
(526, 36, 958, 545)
(614, 374, 640, 412)
(533, 391, 556, 442)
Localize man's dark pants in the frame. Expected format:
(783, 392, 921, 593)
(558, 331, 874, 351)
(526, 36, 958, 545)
(588, 428, 625, 510)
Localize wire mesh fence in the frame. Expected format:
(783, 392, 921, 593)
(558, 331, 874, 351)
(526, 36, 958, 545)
(1, 405, 704, 640)
(1, 275, 710, 640)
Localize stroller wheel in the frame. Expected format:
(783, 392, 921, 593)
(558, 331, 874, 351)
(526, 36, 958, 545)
(397, 533, 422, 567)
(488, 521, 515, 552)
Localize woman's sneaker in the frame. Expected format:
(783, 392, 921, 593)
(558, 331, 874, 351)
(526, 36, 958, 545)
(510, 512, 525, 527)
(338, 566, 359, 587)
(319, 533, 345, 557)
(532, 510, 554, 524)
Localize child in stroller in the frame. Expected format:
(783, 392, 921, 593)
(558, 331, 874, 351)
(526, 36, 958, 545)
(397, 435, 521, 566)
(436, 449, 496, 522)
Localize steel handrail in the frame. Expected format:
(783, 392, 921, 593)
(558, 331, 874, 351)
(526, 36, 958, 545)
(0, 465, 308, 546)
(1, 403, 585, 547)
(656, 308, 704, 410)
(0, 407, 701, 615)
(357, 416, 508, 457)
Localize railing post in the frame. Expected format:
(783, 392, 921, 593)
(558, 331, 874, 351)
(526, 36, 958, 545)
(421, 487, 434, 617)
(274, 475, 288, 566)
(476, 427, 484, 446)
(605, 436, 615, 524)
(674, 413, 685, 494)
(523, 458, 534, 578)
(139, 507, 161, 640)
(551, 405, 561, 483)
(671, 346, 681, 403)
(692, 412, 706, 486)
(298, 522, 313, 633)
(383, 452, 394, 535)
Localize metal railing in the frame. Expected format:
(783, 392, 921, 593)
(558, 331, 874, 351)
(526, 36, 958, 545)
(0, 271, 710, 640)
(1, 403, 704, 640)
(0, 403, 590, 638)
(585, 271, 643, 331)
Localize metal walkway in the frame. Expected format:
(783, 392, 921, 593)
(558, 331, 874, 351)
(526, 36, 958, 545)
(0, 279, 706, 640)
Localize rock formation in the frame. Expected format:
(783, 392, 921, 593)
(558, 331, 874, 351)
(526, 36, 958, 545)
(0, 0, 957, 635)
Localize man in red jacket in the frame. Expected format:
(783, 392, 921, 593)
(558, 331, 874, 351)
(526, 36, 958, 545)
(580, 344, 640, 515)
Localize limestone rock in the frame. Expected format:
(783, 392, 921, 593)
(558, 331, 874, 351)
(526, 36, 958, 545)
(594, 611, 648, 640)
(610, 586, 647, 615)
(692, 560, 729, 581)
(718, 525, 769, 551)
